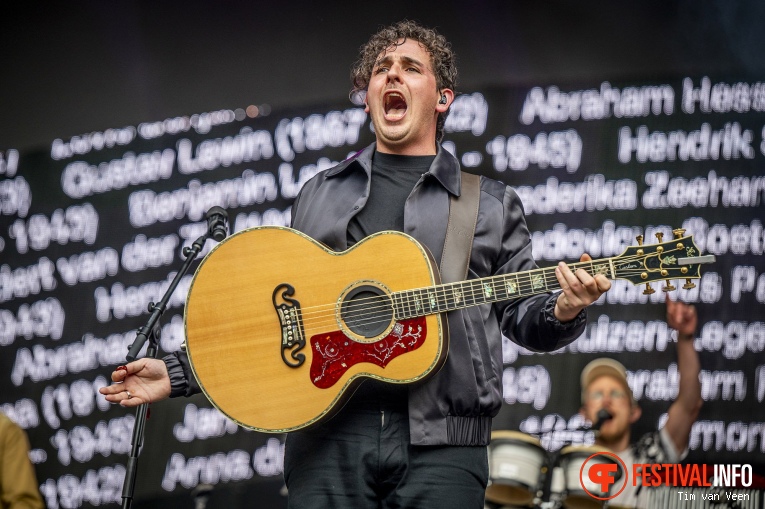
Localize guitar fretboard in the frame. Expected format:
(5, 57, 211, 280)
(393, 259, 614, 319)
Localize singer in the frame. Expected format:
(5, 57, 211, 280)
(100, 20, 610, 509)
(578, 296, 703, 508)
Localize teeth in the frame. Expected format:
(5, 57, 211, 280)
(385, 93, 401, 104)
(384, 92, 407, 116)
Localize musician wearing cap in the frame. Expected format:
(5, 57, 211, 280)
(579, 297, 703, 508)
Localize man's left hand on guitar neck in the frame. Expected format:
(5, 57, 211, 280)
(553, 253, 611, 322)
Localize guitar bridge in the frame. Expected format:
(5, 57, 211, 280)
(272, 284, 306, 368)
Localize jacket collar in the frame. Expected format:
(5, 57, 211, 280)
(325, 143, 375, 178)
(325, 142, 462, 196)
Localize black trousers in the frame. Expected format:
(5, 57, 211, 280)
(283, 395, 488, 509)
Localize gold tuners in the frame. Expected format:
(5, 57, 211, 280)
(635, 234, 646, 255)
(660, 268, 675, 292)
(627, 228, 706, 298)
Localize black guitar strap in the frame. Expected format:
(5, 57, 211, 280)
(439, 172, 480, 284)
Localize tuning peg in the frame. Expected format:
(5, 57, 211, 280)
(663, 282, 676, 292)
(635, 235, 645, 255)
(655, 232, 664, 243)
(683, 279, 696, 290)
(673, 228, 686, 239)
(643, 283, 656, 295)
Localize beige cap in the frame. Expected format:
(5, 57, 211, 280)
(580, 357, 635, 405)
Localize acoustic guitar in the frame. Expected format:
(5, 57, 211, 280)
(183, 226, 712, 433)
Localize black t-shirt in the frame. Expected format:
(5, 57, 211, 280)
(345, 151, 436, 410)
(347, 151, 435, 244)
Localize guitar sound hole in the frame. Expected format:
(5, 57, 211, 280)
(341, 285, 394, 339)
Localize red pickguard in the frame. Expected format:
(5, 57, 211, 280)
(309, 317, 427, 388)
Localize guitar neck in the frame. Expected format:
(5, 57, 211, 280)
(393, 258, 614, 319)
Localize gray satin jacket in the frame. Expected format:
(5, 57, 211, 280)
(289, 143, 586, 446)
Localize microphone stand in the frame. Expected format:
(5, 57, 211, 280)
(120, 208, 227, 509)
(530, 411, 613, 509)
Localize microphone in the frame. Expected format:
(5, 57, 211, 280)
(205, 206, 228, 241)
(592, 409, 613, 433)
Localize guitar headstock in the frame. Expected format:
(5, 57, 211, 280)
(612, 228, 715, 294)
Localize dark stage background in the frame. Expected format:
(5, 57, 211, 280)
(2, 2, 765, 508)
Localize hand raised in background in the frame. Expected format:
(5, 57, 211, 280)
(666, 294, 697, 340)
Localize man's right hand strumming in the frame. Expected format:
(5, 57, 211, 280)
(99, 358, 172, 407)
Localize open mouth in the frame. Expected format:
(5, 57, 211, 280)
(383, 92, 407, 120)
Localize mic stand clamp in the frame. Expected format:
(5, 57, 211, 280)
(120, 231, 216, 509)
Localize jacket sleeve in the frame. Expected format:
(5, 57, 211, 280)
(493, 185, 586, 352)
(289, 184, 302, 227)
(163, 350, 201, 398)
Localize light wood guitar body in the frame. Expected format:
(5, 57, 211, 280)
(184, 226, 709, 433)
(185, 227, 446, 433)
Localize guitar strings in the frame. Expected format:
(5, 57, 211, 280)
(291, 247, 693, 333)
(296, 247, 679, 320)
(294, 248, 690, 331)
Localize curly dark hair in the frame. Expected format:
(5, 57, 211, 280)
(351, 20, 457, 143)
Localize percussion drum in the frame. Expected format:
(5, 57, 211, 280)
(486, 431, 549, 507)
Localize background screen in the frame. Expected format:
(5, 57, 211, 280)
(2, 3, 764, 508)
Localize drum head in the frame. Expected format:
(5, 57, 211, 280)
(485, 431, 547, 507)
